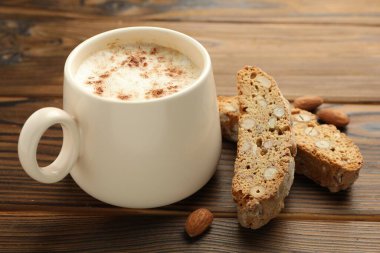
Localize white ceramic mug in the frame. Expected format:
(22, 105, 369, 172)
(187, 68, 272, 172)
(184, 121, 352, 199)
(18, 27, 221, 208)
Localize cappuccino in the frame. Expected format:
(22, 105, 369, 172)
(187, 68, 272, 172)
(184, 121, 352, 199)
(75, 42, 201, 101)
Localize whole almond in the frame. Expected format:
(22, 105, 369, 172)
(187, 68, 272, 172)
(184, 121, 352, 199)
(293, 95, 324, 111)
(185, 208, 214, 237)
(317, 108, 350, 127)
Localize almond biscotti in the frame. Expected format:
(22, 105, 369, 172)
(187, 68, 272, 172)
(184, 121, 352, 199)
(233, 66, 296, 229)
(291, 108, 363, 192)
(219, 96, 363, 192)
(218, 96, 239, 142)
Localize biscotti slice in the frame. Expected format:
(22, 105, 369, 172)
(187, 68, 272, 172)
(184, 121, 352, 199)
(219, 96, 363, 192)
(218, 96, 239, 142)
(233, 66, 295, 229)
(291, 108, 363, 192)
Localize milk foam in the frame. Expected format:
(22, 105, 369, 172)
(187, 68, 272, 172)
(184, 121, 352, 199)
(75, 43, 201, 101)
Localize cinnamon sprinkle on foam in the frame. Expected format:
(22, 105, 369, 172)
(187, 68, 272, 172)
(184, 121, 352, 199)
(76, 43, 200, 101)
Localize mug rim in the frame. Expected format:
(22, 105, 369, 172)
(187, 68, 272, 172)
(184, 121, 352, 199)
(64, 26, 212, 104)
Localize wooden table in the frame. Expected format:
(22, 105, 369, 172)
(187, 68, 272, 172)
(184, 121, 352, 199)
(1, 1, 379, 252)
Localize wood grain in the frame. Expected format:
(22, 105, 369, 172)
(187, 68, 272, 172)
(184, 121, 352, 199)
(0, 19, 379, 101)
(0, 214, 379, 252)
(1, 1, 380, 251)
(1, 97, 379, 219)
(1, 0, 380, 25)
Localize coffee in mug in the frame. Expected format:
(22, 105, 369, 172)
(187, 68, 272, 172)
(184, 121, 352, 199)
(75, 43, 201, 101)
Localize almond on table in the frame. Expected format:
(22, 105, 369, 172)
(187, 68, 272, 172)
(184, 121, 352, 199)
(317, 108, 350, 128)
(185, 208, 214, 237)
(293, 95, 324, 111)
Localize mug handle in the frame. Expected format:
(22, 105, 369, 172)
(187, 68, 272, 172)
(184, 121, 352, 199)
(18, 107, 80, 183)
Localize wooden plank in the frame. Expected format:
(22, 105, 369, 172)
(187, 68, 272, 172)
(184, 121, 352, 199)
(0, 214, 379, 252)
(0, 0, 379, 25)
(1, 19, 379, 102)
(1, 98, 380, 218)
(1, 1, 379, 251)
